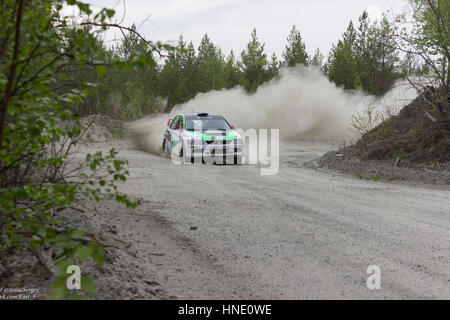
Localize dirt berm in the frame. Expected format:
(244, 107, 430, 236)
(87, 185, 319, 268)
(316, 89, 450, 185)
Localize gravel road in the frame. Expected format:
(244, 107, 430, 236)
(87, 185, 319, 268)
(79, 139, 450, 299)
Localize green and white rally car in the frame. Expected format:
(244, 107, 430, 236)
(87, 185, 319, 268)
(162, 112, 244, 164)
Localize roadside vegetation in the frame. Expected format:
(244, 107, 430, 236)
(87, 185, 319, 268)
(68, 7, 423, 118)
(0, 0, 169, 299)
(0, 0, 448, 299)
(350, 0, 449, 164)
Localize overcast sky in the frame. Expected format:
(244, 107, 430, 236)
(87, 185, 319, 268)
(76, 0, 408, 59)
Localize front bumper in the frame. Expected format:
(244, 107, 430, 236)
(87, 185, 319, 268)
(184, 139, 244, 163)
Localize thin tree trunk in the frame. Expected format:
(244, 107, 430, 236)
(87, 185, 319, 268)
(0, 0, 24, 150)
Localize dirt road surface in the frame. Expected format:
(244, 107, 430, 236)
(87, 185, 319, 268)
(78, 139, 450, 299)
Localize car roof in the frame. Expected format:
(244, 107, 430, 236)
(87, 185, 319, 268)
(179, 113, 226, 121)
(181, 113, 221, 117)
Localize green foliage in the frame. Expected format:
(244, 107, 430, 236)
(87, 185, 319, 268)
(160, 36, 191, 109)
(224, 50, 242, 89)
(56, 5, 443, 119)
(356, 14, 400, 95)
(282, 25, 309, 67)
(393, 1, 449, 121)
(1, 0, 441, 301)
(397, 1, 449, 114)
(350, 100, 399, 137)
(327, 41, 361, 90)
(196, 34, 227, 92)
(47, 254, 99, 299)
(241, 28, 268, 92)
(407, 0, 449, 82)
(310, 48, 324, 70)
(0, 0, 162, 299)
(326, 13, 401, 95)
(267, 53, 281, 80)
(184, 42, 200, 96)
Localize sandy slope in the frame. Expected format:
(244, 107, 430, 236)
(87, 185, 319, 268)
(76, 139, 450, 299)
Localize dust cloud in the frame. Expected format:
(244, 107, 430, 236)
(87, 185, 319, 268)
(128, 66, 417, 154)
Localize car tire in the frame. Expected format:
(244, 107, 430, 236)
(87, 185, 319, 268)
(180, 147, 191, 164)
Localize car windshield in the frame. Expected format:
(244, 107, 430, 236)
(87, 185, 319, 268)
(185, 118, 231, 131)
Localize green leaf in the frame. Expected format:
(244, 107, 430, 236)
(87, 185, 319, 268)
(75, 245, 93, 262)
(47, 285, 67, 300)
(96, 65, 107, 77)
(105, 9, 115, 18)
(81, 276, 95, 296)
(70, 230, 86, 239)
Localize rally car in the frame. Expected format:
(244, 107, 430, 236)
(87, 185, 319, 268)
(162, 112, 244, 164)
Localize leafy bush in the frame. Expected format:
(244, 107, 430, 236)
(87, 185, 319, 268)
(351, 99, 400, 136)
(0, 0, 167, 299)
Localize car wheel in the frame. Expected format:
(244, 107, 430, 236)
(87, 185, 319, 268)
(180, 147, 191, 164)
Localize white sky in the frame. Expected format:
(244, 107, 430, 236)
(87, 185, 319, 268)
(72, 0, 408, 59)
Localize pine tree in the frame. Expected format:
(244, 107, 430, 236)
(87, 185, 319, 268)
(327, 41, 361, 90)
(355, 12, 399, 95)
(184, 41, 199, 100)
(343, 21, 357, 48)
(325, 12, 401, 95)
(282, 25, 309, 67)
(372, 16, 399, 94)
(224, 50, 242, 88)
(197, 34, 226, 91)
(355, 11, 374, 92)
(240, 28, 268, 92)
(160, 35, 189, 109)
(310, 48, 324, 69)
(325, 21, 361, 89)
(267, 53, 280, 80)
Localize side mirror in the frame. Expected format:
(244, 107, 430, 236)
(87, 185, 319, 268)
(231, 125, 235, 129)
(178, 125, 183, 131)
